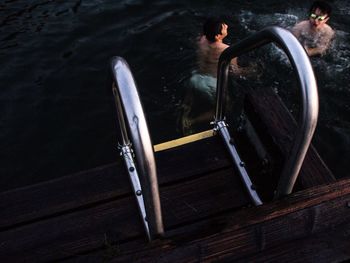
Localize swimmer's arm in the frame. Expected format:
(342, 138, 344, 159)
(304, 46, 326, 56)
(231, 57, 238, 67)
(229, 58, 259, 76)
(229, 57, 246, 74)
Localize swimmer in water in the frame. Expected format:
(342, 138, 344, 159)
(180, 17, 243, 134)
(197, 17, 239, 77)
(292, 1, 335, 56)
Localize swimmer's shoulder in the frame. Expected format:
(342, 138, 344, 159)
(292, 20, 309, 36)
(293, 20, 309, 30)
(324, 24, 335, 38)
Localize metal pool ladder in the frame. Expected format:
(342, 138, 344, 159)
(110, 26, 319, 240)
(111, 57, 164, 241)
(213, 26, 318, 202)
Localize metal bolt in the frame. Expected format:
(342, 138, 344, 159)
(129, 167, 135, 172)
(136, 190, 142, 196)
(240, 161, 245, 167)
(262, 158, 269, 166)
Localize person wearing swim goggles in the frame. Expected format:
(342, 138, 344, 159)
(292, 1, 335, 56)
(310, 13, 328, 21)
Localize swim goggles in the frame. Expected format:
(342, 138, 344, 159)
(309, 13, 328, 21)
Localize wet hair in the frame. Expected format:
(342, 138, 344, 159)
(309, 1, 332, 16)
(203, 17, 226, 42)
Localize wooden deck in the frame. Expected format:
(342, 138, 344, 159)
(0, 87, 348, 262)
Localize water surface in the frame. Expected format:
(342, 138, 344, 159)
(0, 0, 349, 191)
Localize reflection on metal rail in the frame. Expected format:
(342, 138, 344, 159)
(214, 120, 263, 206)
(215, 26, 318, 200)
(111, 57, 164, 240)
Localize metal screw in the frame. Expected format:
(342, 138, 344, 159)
(240, 161, 245, 167)
(262, 158, 269, 166)
(136, 190, 142, 196)
(129, 167, 135, 172)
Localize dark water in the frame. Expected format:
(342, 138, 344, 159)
(0, 0, 349, 192)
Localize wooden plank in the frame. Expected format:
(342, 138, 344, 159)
(244, 87, 335, 188)
(154, 130, 214, 151)
(234, 221, 350, 263)
(69, 213, 350, 263)
(96, 178, 350, 263)
(0, 135, 231, 230)
(156, 135, 231, 184)
(0, 168, 249, 262)
(0, 162, 128, 230)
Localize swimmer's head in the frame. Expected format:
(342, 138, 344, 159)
(309, 1, 332, 28)
(203, 17, 228, 42)
(309, 1, 332, 17)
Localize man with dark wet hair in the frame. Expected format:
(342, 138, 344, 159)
(292, 1, 335, 56)
(181, 17, 240, 134)
(202, 17, 229, 42)
(197, 17, 238, 77)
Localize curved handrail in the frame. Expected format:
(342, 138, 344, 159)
(215, 26, 319, 198)
(111, 56, 164, 240)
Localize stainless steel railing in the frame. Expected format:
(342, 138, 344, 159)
(215, 26, 319, 199)
(111, 57, 164, 240)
